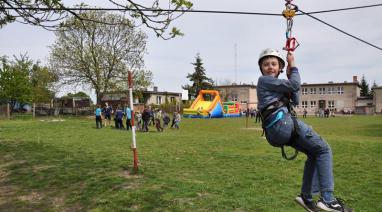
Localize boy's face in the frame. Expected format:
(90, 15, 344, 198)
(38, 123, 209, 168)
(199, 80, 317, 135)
(261, 57, 281, 77)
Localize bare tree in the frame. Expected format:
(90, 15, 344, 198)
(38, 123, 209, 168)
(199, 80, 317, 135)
(49, 11, 152, 104)
(0, 0, 193, 39)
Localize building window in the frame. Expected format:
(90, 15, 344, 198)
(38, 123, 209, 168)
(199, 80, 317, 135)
(337, 86, 344, 94)
(328, 100, 335, 108)
(310, 87, 316, 94)
(310, 101, 316, 108)
(302, 101, 308, 108)
(156, 96, 162, 104)
(328, 87, 334, 94)
(170, 97, 175, 102)
(302, 88, 308, 95)
(319, 87, 325, 95)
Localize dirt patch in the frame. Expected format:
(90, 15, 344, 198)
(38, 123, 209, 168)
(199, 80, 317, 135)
(18, 191, 43, 202)
(119, 170, 143, 179)
(39, 119, 65, 122)
(0, 168, 16, 206)
(32, 165, 56, 172)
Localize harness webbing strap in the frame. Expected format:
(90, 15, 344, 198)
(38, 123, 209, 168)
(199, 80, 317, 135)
(281, 114, 299, 160)
(261, 96, 300, 160)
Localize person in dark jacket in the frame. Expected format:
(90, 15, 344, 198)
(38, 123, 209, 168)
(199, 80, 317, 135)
(142, 107, 151, 132)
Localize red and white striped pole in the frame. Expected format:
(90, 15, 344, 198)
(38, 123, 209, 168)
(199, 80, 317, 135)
(128, 71, 138, 173)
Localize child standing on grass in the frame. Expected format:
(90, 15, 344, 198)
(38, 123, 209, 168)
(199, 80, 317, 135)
(155, 109, 163, 132)
(125, 105, 132, 131)
(115, 106, 124, 129)
(135, 111, 142, 131)
(174, 112, 181, 129)
(257, 48, 352, 212)
(103, 102, 113, 127)
(95, 105, 102, 129)
(162, 112, 171, 129)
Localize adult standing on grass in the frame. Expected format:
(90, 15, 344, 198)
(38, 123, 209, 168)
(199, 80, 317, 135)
(95, 105, 102, 129)
(103, 102, 113, 127)
(115, 106, 124, 129)
(303, 108, 307, 118)
(256, 48, 353, 212)
(142, 107, 151, 132)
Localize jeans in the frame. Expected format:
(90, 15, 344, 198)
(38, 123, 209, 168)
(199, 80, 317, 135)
(126, 119, 132, 131)
(95, 116, 102, 128)
(291, 119, 334, 198)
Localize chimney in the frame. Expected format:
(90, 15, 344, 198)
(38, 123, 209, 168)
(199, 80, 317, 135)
(353, 76, 358, 83)
(153, 86, 158, 92)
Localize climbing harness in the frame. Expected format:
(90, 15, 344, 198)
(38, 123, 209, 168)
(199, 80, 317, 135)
(282, 0, 300, 52)
(260, 96, 299, 160)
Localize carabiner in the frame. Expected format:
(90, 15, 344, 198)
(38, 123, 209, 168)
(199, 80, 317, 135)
(283, 37, 300, 52)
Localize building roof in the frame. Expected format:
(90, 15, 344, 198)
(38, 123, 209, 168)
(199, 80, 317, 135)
(215, 84, 256, 88)
(301, 81, 359, 87)
(143, 90, 181, 96)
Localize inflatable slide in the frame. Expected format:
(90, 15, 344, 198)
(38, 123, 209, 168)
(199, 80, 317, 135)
(183, 90, 224, 118)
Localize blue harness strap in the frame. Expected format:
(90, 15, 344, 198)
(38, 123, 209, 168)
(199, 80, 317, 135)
(265, 110, 284, 129)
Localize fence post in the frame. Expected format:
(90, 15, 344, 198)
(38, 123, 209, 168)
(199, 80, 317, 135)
(128, 71, 139, 173)
(6, 103, 10, 119)
(33, 103, 36, 118)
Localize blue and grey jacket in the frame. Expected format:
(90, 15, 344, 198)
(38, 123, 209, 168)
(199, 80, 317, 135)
(256, 67, 301, 146)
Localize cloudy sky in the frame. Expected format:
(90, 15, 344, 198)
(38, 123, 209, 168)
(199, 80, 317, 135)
(1, 0, 381, 101)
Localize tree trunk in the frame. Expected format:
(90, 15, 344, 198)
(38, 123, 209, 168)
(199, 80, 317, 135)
(96, 91, 103, 105)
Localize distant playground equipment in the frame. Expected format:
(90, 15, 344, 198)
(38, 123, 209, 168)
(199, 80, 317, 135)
(183, 90, 241, 118)
(222, 101, 241, 117)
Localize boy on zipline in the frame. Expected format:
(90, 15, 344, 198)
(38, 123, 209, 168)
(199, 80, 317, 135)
(257, 48, 353, 212)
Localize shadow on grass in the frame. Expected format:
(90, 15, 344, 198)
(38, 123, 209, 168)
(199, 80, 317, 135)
(0, 140, 173, 211)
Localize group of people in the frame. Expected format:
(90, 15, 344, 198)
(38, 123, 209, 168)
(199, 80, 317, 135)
(95, 103, 181, 132)
(138, 106, 181, 132)
(247, 108, 262, 123)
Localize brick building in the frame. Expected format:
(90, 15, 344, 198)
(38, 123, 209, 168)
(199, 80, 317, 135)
(295, 76, 360, 115)
(214, 76, 381, 115)
(214, 84, 258, 110)
(101, 87, 181, 111)
(374, 87, 382, 114)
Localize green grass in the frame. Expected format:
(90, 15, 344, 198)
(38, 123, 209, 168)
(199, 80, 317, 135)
(0, 115, 381, 211)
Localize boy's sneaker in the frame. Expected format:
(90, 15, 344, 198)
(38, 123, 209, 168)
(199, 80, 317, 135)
(295, 194, 320, 212)
(317, 197, 353, 212)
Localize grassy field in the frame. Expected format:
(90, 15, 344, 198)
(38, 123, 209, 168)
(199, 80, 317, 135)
(0, 115, 381, 211)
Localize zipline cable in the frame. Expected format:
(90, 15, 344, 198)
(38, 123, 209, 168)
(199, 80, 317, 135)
(296, 3, 382, 15)
(2, 4, 382, 50)
(1, 3, 382, 16)
(299, 9, 382, 51)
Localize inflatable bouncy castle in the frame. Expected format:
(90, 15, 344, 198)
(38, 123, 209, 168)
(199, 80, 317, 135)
(183, 90, 241, 118)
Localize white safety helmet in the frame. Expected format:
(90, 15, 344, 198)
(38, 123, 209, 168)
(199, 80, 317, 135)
(258, 48, 285, 74)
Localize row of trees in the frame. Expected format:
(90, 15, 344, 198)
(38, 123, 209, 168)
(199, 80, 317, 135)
(360, 75, 379, 97)
(1, 1, 193, 111)
(0, 55, 57, 112)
